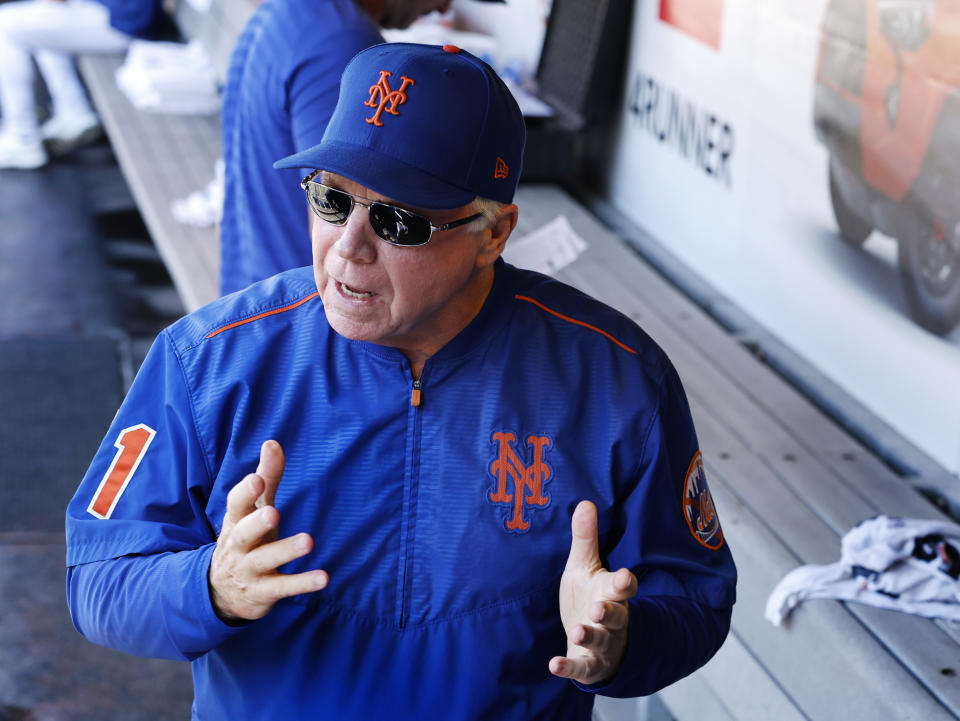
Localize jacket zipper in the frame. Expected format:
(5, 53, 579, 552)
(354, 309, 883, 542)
(398, 373, 423, 627)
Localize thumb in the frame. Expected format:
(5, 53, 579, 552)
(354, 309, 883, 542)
(254, 440, 285, 509)
(566, 500, 601, 571)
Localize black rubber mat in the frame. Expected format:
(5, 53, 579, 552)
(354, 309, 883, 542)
(0, 336, 124, 533)
(0, 542, 193, 721)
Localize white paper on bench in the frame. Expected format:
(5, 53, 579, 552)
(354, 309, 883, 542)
(502, 214, 587, 276)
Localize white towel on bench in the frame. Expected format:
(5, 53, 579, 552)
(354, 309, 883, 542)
(171, 158, 224, 228)
(115, 40, 219, 115)
(766, 515, 960, 625)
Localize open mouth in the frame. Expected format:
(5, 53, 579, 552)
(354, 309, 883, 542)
(339, 281, 375, 299)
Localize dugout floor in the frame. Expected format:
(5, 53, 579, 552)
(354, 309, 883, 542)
(0, 140, 194, 720)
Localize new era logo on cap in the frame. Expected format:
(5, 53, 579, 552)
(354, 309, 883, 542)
(274, 43, 526, 210)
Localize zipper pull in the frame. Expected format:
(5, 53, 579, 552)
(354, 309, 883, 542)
(411, 378, 422, 408)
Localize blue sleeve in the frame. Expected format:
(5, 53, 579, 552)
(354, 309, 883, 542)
(286, 28, 383, 151)
(585, 362, 737, 696)
(65, 330, 236, 658)
(66, 330, 216, 563)
(97, 0, 165, 38)
(66, 545, 245, 661)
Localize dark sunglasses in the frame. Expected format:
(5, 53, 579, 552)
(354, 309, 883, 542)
(300, 170, 483, 247)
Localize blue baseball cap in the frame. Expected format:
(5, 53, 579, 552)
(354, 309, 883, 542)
(274, 43, 525, 209)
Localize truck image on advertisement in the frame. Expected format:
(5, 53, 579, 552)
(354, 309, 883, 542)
(814, 0, 960, 335)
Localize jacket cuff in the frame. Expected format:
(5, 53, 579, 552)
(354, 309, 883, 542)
(160, 542, 249, 658)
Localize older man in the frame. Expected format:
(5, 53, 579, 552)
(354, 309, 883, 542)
(67, 43, 736, 719)
(219, 0, 500, 296)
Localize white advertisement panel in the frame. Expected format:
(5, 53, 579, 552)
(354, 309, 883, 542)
(606, 0, 960, 475)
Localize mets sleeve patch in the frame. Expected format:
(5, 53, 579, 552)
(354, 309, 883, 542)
(682, 451, 724, 550)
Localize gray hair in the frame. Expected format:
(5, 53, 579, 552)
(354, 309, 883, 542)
(467, 196, 507, 232)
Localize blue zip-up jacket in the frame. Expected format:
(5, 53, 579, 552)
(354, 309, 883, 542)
(66, 261, 736, 719)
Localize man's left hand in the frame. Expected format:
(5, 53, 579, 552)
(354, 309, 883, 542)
(549, 500, 638, 686)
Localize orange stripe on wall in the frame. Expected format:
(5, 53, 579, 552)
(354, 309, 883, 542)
(659, 0, 724, 50)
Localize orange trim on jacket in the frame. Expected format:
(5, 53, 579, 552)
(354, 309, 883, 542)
(205, 292, 320, 339)
(514, 294, 638, 355)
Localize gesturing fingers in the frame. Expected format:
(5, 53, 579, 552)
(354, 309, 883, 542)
(226, 504, 280, 553)
(211, 440, 328, 622)
(553, 499, 637, 685)
(566, 500, 602, 572)
(254, 440, 284, 509)
(246, 532, 313, 575)
(216, 567, 329, 622)
(223, 440, 286, 541)
(600, 567, 638, 603)
(210, 528, 326, 621)
(548, 655, 597, 682)
(589, 600, 629, 630)
(223, 472, 266, 530)
(549, 617, 623, 685)
(256, 568, 330, 602)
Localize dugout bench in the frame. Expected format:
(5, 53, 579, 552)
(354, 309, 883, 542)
(537, 190, 960, 721)
(76, 1, 960, 719)
(77, 0, 256, 312)
(74, 0, 630, 311)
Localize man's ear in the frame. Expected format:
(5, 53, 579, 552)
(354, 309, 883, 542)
(477, 204, 519, 268)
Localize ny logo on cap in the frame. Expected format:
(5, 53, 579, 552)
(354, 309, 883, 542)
(364, 70, 415, 127)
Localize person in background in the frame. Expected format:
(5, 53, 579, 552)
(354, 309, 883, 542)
(219, 0, 502, 296)
(66, 43, 736, 719)
(0, 0, 164, 169)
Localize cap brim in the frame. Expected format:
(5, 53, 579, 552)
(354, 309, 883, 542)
(274, 140, 476, 210)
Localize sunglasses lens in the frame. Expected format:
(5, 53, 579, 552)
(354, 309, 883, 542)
(307, 184, 352, 225)
(370, 204, 432, 246)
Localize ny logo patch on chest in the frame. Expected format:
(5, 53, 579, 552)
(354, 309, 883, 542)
(487, 431, 553, 534)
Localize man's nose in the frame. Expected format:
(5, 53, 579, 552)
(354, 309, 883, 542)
(335, 207, 377, 262)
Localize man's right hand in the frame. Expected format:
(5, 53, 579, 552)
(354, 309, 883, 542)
(209, 440, 329, 622)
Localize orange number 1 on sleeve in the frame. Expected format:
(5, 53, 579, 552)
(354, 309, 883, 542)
(87, 424, 157, 519)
